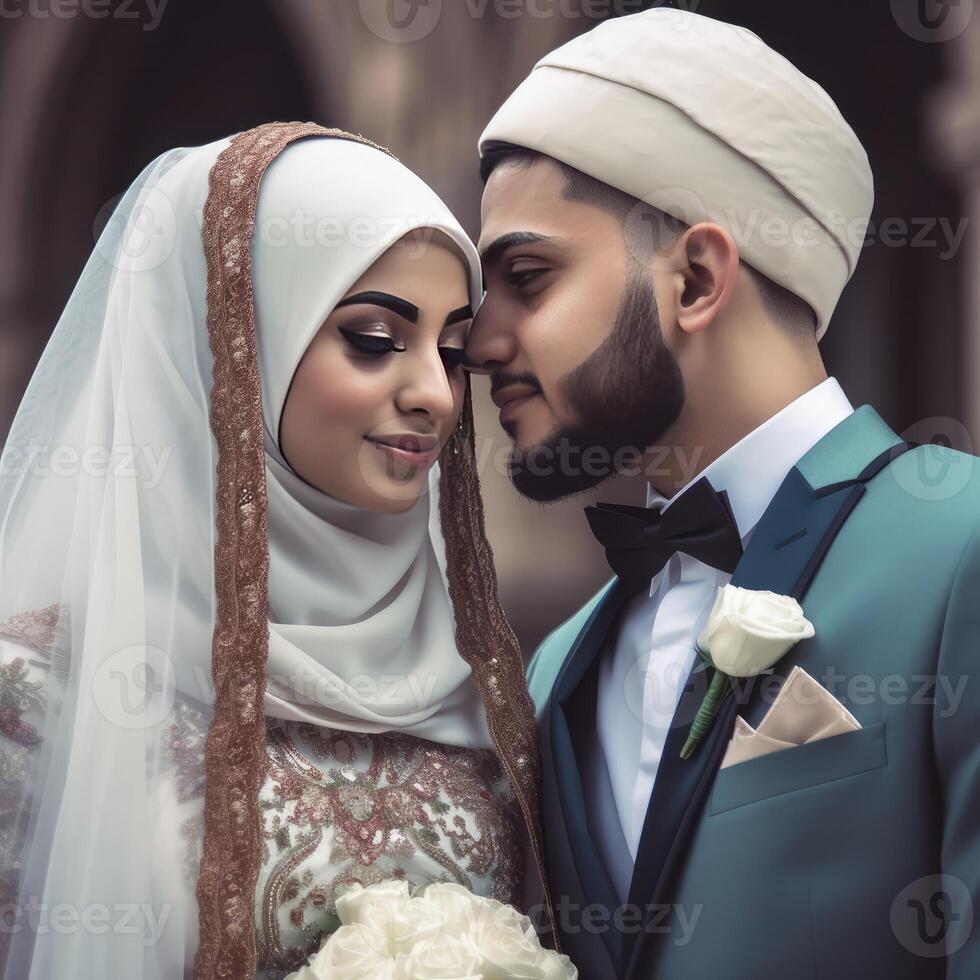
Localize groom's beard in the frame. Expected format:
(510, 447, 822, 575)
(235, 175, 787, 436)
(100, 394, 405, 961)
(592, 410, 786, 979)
(508, 272, 685, 503)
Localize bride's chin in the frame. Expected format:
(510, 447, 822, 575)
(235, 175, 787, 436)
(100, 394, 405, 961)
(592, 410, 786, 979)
(360, 464, 432, 513)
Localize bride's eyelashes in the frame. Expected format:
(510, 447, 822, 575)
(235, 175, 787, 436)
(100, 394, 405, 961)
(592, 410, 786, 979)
(437, 346, 469, 369)
(338, 326, 406, 357)
(338, 326, 469, 370)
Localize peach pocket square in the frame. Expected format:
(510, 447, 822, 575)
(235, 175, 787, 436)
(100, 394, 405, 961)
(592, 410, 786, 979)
(720, 665, 861, 769)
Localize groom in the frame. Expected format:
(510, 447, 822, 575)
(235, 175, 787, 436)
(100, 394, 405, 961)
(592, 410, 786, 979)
(465, 8, 980, 980)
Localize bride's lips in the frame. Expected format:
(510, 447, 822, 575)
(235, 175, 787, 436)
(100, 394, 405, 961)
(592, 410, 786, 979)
(365, 433, 441, 469)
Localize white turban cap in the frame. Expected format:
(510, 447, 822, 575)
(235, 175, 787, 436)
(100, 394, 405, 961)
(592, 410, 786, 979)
(479, 8, 874, 339)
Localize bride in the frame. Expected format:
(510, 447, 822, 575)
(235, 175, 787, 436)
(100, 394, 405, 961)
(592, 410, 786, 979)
(0, 123, 550, 978)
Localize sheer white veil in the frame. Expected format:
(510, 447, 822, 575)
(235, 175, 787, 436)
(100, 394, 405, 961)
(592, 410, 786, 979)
(0, 140, 211, 979)
(0, 124, 547, 979)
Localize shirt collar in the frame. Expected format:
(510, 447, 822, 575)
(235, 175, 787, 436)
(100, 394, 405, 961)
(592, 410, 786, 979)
(646, 377, 854, 539)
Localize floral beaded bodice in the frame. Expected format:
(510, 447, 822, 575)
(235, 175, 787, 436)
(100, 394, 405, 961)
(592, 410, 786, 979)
(165, 701, 524, 978)
(254, 723, 523, 976)
(0, 609, 527, 979)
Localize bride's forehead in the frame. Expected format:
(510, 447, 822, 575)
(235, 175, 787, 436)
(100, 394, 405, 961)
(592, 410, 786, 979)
(346, 234, 471, 292)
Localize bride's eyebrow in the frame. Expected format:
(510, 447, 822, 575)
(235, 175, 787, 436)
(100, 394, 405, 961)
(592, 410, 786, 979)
(335, 291, 419, 322)
(444, 305, 472, 327)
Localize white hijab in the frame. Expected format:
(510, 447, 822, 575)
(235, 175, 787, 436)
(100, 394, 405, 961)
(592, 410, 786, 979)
(0, 128, 500, 980)
(253, 138, 490, 744)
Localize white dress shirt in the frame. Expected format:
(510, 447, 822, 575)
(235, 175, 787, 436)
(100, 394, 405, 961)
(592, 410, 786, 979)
(593, 377, 854, 899)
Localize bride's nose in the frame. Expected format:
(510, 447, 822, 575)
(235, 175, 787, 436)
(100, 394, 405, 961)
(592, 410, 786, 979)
(393, 349, 456, 421)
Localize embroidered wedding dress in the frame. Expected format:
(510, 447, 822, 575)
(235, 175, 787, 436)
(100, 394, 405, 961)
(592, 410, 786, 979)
(0, 124, 550, 980)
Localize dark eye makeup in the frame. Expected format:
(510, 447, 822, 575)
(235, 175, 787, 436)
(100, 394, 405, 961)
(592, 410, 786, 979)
(338, 326, 405, 356)
(437, 346, 469, 368)
(339, 326, 469, 369)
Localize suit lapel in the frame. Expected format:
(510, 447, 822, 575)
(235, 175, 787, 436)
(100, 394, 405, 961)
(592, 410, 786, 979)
(540, 578, 628, 978)
(621, 406, 909, 979)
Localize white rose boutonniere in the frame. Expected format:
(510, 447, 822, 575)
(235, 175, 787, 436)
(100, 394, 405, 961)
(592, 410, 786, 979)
(680, 584, 815, 759)
(286, 881, 578, 980)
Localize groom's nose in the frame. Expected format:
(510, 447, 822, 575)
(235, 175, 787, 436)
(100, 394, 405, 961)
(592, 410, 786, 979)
(463, 300, 518, 375)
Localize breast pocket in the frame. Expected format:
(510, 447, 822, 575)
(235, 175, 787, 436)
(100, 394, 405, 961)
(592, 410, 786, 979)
(708, 721, 888, 816)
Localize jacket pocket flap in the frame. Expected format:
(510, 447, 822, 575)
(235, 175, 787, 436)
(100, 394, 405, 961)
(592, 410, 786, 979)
(709, 721, 887, 816)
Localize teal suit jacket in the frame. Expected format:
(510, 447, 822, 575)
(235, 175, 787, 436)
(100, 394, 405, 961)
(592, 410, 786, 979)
(528, 405, 980, 979)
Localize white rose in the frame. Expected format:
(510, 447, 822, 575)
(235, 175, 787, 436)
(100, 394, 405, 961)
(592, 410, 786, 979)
(422, 883, 534, 950)
(537, 950, 578, 980)
(698, 585, 815, 677)
(287, 880, 581, 980)
(422, 882, 489, 927)
(386, 895, 451, 956)
(464, 922, 552, 979)
(298, 923, 393, 980)
(399, 936, 483, 978)
(335, 879, 410, 936)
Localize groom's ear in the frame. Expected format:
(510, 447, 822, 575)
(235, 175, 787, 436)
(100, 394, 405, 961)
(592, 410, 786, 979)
(668, 222, 740, 337)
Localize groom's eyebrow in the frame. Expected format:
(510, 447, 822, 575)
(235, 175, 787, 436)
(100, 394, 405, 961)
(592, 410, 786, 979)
(335, 291, 419, 322)
(479, 231, 559, 270)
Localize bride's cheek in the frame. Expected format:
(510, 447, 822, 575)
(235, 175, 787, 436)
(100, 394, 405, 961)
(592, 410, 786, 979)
(327, 370, 395, 430)
(303, 347, 384, 422)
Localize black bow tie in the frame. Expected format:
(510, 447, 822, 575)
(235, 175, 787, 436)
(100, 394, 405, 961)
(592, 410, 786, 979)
(584, 477, 744, 595)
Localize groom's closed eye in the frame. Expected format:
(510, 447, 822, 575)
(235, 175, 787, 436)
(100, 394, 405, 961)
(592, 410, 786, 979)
(479, 232, 563, 302)
(505, 263, 550, 295)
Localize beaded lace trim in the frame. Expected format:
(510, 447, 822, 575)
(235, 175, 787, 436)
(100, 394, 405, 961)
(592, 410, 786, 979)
(198, 121, 551, 976)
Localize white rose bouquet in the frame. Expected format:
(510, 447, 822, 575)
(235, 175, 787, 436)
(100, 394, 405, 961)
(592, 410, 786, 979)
(680, 584, 815, 759)
(285, 880, 578, 980)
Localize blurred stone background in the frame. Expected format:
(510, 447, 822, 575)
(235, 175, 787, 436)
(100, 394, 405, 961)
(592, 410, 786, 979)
(1, 0, 976, 653)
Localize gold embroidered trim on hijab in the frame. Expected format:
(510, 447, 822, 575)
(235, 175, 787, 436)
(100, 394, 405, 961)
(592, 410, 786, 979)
(197, 120, 552, 977)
